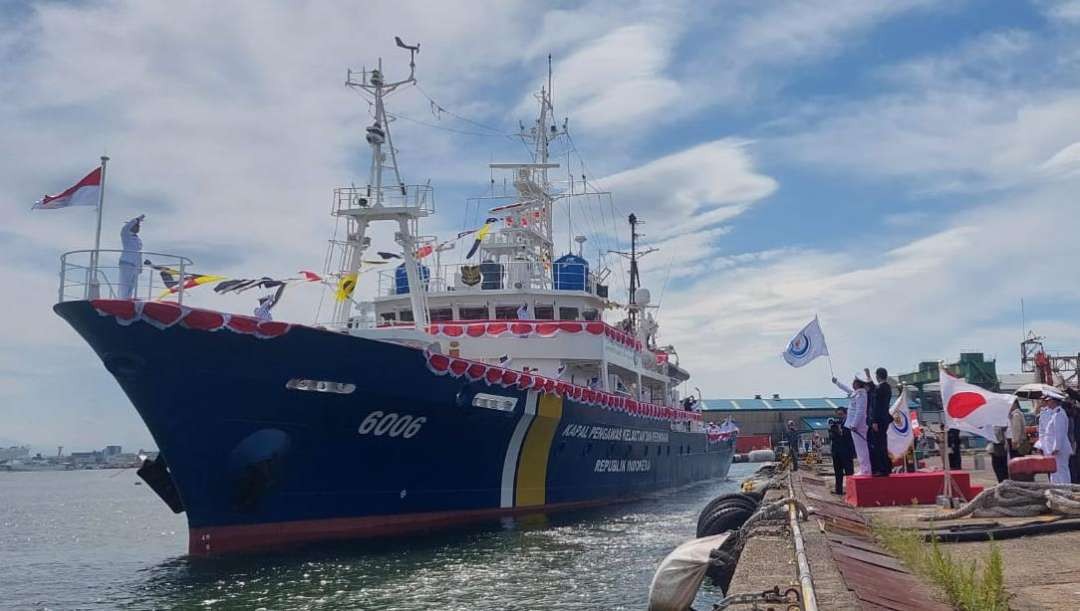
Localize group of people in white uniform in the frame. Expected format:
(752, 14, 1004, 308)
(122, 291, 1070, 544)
(826, 367, 1078, 485)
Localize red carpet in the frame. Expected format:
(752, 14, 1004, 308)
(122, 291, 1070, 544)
(844, 471, 984, 507)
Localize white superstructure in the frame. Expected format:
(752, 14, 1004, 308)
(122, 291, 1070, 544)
(326, 42, 696, 418)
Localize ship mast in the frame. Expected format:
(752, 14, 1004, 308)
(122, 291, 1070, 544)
(333, 38, 431, 328)
(611, 214, 656, 332)
(482, 56, 566, 278)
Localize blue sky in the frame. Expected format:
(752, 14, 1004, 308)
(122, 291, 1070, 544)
(3, 0, 1080, 451)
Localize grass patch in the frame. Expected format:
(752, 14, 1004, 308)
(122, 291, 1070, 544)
(872, 520, 1009, 611)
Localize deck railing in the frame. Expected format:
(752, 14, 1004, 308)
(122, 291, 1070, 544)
(58, 250, 195, 304)
(333, 184, 435, 216)
(374, 260, 608, 297)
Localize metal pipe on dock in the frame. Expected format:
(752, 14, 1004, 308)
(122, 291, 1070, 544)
(788, 475, 818, 611)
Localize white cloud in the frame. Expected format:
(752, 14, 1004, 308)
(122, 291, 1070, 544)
(0, 0, 557, 449)
(656, 181, 1080, 399)
(676, 0, 944, 108)
(596, 139, 777, 239)
(1038, 0, 1080, 23)
(772, 25, 1080, 193)
(514, 0, 944, 134)
(519, 22, 682, 133)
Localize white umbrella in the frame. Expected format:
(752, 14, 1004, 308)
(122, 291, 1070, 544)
(1014, 383, 1061, 400)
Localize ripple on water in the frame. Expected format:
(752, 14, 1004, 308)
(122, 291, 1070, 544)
(0, 465, 756, 610)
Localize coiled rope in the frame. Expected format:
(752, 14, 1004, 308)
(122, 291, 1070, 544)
(924, 480, 1080, 521)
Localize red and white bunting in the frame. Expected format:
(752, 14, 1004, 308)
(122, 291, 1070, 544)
(426, 320, 644, 352)
(424, 350, 703, 423)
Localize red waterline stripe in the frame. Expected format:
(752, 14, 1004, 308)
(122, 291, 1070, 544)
(187, 498, 630, 556)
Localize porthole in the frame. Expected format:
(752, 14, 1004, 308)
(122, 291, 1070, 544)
(285, 378, 355, 394)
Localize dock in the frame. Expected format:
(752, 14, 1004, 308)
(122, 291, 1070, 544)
(722, 453, 1080, 610)
(726, 466, 946, 610)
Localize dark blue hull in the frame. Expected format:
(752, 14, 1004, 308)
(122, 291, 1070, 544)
(55, 300, 733, 554)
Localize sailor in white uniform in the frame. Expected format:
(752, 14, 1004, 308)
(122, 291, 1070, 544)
(253, 284, 285, 322)
(118, 215, 144, 299)
(834, 376, 872, 476)
(253, 296, 274, 322)
(1038, 390, 1073, 484)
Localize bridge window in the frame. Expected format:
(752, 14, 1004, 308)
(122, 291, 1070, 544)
(534, 304, 554, 320)
(494, 305, 521, 320)
(459, 306, 488, 320)
(429, 308, 453, 322)
(558, 307, 579, 320)
(399, 310, 414, 323)
(582, 309, 599, 321)
(379, 312, 397, 326)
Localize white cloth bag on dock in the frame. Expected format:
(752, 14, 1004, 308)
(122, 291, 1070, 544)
(648, 532, 731, 611)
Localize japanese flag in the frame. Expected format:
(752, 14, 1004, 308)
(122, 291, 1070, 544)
(939, 364, 1013, 442)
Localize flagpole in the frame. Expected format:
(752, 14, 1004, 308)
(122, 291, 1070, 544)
(88, 155, 109, 298)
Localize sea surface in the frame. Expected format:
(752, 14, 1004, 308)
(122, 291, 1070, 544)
(1, 464, 754, 610)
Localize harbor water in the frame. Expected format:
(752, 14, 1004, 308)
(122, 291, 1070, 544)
(2, 464, 754, 610)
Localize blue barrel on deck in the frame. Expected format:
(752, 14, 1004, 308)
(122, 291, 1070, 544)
(394, 263, 430, 294)
(553, 254, 588, 291)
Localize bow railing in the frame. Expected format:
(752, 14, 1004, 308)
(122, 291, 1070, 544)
(58, 250, 195, 304)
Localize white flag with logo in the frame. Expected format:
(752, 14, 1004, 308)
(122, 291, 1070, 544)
(939, 364, 1012, 442)
(782, 317, 829, 368)
(887, 386, 914, 460)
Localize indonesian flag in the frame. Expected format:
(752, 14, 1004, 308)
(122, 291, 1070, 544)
(887, 386, 915, 460)
(33, 167, 102, 209)
(939, 363, 1012, 441)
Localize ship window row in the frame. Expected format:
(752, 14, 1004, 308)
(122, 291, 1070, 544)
(378, 304, 600, 323)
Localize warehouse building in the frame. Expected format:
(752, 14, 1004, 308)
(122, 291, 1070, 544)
(702, 394, 849, 440)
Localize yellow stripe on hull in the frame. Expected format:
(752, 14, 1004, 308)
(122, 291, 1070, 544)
(514, 394, 564, 507)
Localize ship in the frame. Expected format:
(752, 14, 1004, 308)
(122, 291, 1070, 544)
(53, 41, 735, 555)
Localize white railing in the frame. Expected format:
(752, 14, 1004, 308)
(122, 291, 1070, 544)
(58, 249, 195, 304)
(333, 184, 435, 215)
(374, 260, 607, 297)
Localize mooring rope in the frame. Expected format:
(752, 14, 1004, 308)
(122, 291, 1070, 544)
(924, 480, 1080, 521)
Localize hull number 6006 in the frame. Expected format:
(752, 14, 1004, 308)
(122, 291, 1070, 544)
(358, 411, 426, 438)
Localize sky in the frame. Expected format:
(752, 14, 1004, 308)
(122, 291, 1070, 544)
(3, 0, 1080, 452)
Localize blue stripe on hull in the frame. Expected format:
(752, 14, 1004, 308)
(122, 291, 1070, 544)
(55, 301, 733, 552)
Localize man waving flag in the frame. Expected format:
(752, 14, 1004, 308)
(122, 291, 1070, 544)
(782, 317, 829, 368)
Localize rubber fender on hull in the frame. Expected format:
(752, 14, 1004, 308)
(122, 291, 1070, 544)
(696, 493, 759, 535)
(697, 504, 755, 538)
(705, 535, 742, 595)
